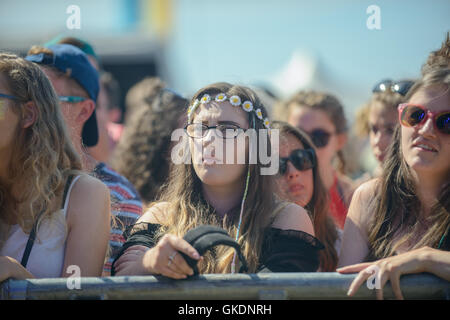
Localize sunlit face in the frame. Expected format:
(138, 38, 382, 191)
(41, 68, 79, 134)
(401, 85, 450, 178)
(276, 133, 314, 207)
(189, 100, 249, 188)
(0, 73, 21, 166)
(287, 106, 343, 182)
(369, 102, 398, 163)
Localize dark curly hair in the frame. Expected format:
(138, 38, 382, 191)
(111, 77, 188, 204)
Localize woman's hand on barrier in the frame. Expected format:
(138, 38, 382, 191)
(141, 234, 201, 279)
(336, 246, 450, 300)
(0, 256, 34, 282)
(113, 245, 150, 275)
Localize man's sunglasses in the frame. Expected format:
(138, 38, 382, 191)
(279, 148, 316, 175)
(398, 103, 450, 135)
(305, 129, 334, 148)
(372, 79, 414, 96)
(0, 93, 19, 101)
(59, 96, 87, 103)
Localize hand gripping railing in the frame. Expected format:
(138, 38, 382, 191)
(1, 272, 449, 300)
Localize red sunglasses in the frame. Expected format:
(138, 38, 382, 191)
(398, 103, 450, 135)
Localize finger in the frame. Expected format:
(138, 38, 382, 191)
(166, 235, 200, 260)
(172, 252, 194, 276)
(337, 262, 373, 274)
(160, 266, 187, 280)
(390, 274, 404, 300)
(347, 269, 371, 296)
(375, 270, 389, 300)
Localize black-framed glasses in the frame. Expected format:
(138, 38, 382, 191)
(279, 149, 316, 175)
(185, 123, 245, 139)
(58, 96, 87, 103)
(0, 93, 19, 101)
(306, 129, 334, 148)
(372, 79, 414, 96)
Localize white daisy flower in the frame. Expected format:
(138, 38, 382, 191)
(264, 118, 270, 128)
(229, 95, 241, 106)
(242, 101, 253, 112)
(200, 94, 211, 104)
(255, 108, 263, 119)
(215, 93, 227, 102)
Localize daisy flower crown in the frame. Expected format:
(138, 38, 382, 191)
(187, 93, 271, 129)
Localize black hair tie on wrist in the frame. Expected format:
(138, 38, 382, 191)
(179, 225, 249, 276)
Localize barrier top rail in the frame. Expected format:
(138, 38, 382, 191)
(1, 272, 449, 300)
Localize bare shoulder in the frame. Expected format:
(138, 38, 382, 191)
(66, 174, 110, 226)
(271, 202, 315, 236)
(138, 201, 171, 225)
(347, 178, 380, 227)
(70, 174, 109, 202)
(352, 178, 379, 203)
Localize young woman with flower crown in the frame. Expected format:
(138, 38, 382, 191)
(112, 82, 324, 277)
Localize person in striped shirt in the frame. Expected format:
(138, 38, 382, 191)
(25, 44, 143, 276)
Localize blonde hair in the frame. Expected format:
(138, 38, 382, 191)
(0, 52, 82, 248)
(153, 82, 277, 273)
(355, 91, 404, 137)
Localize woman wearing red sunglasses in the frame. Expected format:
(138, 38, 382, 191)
(338, 66, 450, 299)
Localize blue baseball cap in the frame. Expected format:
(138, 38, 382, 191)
(25, 44, 99, 147)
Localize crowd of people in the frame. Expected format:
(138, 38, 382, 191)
(0, 32, 448, 300)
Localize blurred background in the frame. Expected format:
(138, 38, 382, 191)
(0, 0, 449, 123)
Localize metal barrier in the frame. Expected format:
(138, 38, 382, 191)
(1, 272, 449, 300)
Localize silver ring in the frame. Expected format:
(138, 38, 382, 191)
(167, 259, 172, 267)
(169, 251, 177, 261)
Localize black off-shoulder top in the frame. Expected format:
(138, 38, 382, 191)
(111, 223, 324, 275)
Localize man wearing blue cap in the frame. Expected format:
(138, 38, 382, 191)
(26, 44, 143, 276)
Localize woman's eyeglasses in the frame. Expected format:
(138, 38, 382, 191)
(306, 128, 334, 148)
(279, 149, 316, 175)
(185, 123, 245, 139)
(372, 79, 414, 96)
(398, 103, 450, 135)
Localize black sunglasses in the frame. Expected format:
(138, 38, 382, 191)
(306, 129, 334, 148)
(372, 79, 414, 96)
(279, 149, 316, 175)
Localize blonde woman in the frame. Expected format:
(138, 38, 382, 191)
(112, 82, 323, 277)
(0, 53, 110, 280)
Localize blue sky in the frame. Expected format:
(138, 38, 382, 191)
(1, 0, 449, 120)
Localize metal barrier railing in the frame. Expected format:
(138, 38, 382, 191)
(1, 272, 449, 300)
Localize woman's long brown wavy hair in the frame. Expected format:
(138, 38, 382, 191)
(367, 67, 450, 260)
(152, 82, 277, 273)
(271, 121, 338, 271)
(0, 53, 82, 248)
